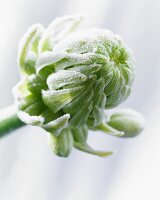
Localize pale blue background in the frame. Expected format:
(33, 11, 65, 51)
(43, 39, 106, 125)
(0, 0, 160, 199)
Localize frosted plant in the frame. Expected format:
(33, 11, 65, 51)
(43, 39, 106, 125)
(0, 15, 145, 157)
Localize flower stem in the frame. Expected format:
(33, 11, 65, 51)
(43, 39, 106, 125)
(0, 105, 25, 138)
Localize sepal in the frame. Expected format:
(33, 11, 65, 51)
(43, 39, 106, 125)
(49, 129, 73, 157)
(74, 142, 113, 157)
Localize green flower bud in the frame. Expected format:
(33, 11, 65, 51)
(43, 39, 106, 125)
(107, 109, 145, 137)
(13, 15, 143, 157)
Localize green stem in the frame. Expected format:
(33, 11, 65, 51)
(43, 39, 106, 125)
(0, 105, 25, 138)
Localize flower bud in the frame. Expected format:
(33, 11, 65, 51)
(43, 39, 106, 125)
(13, 15, 143, 157)
(107, 109, 145, 137)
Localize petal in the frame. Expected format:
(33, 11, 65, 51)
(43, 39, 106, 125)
(47, 70, 86, 90)
(18, 24, 44, 75)
(42, 86, 85, 113)
(36, 52, 107, 78)
(42, 114, 70, 136)
(17, 110, 44, 126)
(69, 99, 93, 128)
(38, 15, 83, 53)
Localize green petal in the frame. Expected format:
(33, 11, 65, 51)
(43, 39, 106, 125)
(42, 86, 85, 113)
(63, 87, 93, 115)
(36, 52, 107, 78)
(47, 70, 87, 90)
(17, 110, 44, 126)
(106, 73, 126, 108)
(120, 65, 134, 85)
(68, 64, 102, 75)
(104, 67, 120, 97)
(18, 24, 44, 75)
(69, 99, 93, 128)
(38, 15, 83, 53)
(27, 74, 48, 94)
(42, 114, 70, 136)
(18, 93, 44, 116)
(92, 78, 105, 107)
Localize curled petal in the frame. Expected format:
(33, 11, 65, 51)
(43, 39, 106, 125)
(17, 110, 44, 126)
(18, 24, 44, 75)
(38, 15, 83, 53)
(42, 114, 70, 136)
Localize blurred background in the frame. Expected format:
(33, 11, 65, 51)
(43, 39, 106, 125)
(0, 0, 160, 199)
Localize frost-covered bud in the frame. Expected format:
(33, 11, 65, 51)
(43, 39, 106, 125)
(13, 15, 139, 157)
(107, 109, 145, 137)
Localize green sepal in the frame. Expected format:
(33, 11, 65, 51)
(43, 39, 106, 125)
(87, 106, 104, 128)
(49, 129, 73, 157)
(72, 126, 88, 143)
(96, 122, 124, 137)
(74, 142, 113, 157)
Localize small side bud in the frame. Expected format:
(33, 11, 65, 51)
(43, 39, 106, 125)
(107, 109, 145, 137)
(48, 129, 73, 157)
